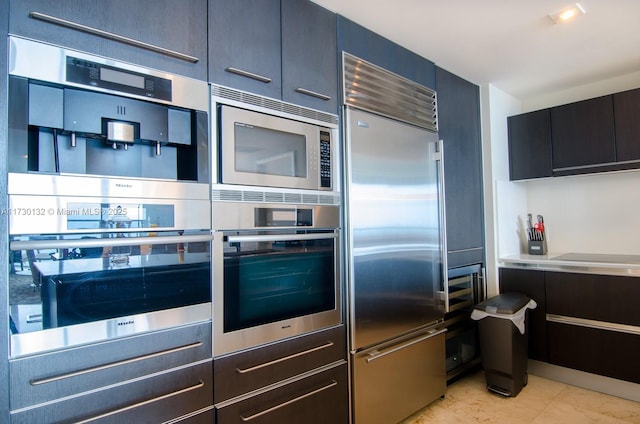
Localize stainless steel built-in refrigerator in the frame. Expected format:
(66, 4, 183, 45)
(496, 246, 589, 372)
(343, 54, 446, 424)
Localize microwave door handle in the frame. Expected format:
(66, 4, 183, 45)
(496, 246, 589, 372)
(226, 233, 336, 244)
(10, 234, 214, 251)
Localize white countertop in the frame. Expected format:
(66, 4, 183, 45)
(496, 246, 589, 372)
(499, 253, 640, 277)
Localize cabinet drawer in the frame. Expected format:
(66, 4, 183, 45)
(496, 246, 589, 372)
(10, 322, 211, 410)
(548, 322, 640, 384)
(546, 272, 640, 326)
(216, 363, 348, 424)
(11, 361, 213, 424)
(9, 0, 208, 80)
(214, 325, 345, 403)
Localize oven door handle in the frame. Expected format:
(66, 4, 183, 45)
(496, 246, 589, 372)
(226, 233, 337, 243)
(10, 234, 214, 251)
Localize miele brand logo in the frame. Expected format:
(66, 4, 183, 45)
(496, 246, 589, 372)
(117, 320, 135, 327)
(115, 183, 133, 189)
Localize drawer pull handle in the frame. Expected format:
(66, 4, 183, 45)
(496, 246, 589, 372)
(30, 342, 203, 385)
(366, 328, 447, 363)
(29, 12, 200, 63)
(240, 380, 337, 422)
(236, 341, 334, 374)
(74, 380, 205, 424)
(225, 67, 272, 83)
(294, 87, 331, 101)
(546, 314, 640, 335)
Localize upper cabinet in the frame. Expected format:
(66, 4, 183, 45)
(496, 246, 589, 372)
(208, 0, 282, 100)
(508, 87, 640, 180)
(281, 0, 338, 113)
(209, 0, 338, 114)
(507, 109, 552, 180)
(551, 95, 616, 174)
(613, 88, 640, 162)
(436, 67, 484, 268)
(9, 0, 208, 80)
(337, 16, 435, 91)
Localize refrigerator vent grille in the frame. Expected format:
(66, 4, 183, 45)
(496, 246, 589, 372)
(212, 189, 340, 205)
(342, 53, 438, 132)
(211, 84, 339, 126)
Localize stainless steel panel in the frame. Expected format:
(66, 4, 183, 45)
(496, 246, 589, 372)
(342, 53, 438, 132)
(345, 108, 444, 351)
(8, 173, 210, 199)
(211, 84, 339, 127)
(10, 303, 211, 358)
(352, 327, 446, 424)
(212, 201, 339, 230)
(9, 36, 209, 111)
(8, 174, 211, 235)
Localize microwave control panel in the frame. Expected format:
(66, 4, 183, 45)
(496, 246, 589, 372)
(320, 130, 332, 189)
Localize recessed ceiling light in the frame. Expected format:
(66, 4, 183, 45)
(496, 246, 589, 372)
(549, 3, 586, 23)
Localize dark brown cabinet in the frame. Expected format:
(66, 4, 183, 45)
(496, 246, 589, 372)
(551, 95, 616, 173)
(208, 0, 282, 99)
(507, 109, 552, 180)
(500, 267, 640, 384)
(507, 88, 640, 180)
(614, 88, 640, 162)
(281, 0, 338, 113)
(9, 0, 208, 80)
(216, 363, 348, 424)
(213, 325, 348, 424)
(545, 271, 640, 383)
(436, 67, 484, 268)
(498, 267, 548, 362)
(209, 0, 338, 113)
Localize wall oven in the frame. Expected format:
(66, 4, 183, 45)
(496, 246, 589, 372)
(212, 202, 341, 356)
(8, 175, 213, 358)
(7, 37, 212, 358)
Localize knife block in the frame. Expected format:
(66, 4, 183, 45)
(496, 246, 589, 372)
(528, 240, 547, 255)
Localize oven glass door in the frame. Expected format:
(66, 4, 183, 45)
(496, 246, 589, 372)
(9, 231, 211, 335)
(222, 230, 337, 333)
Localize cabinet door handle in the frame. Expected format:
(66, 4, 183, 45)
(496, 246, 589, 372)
(240, 380, 337, 422)
(236, 341, 334, 374)
(225, 67, 272, 83)
(294, 87, 331, 101)
(74, 380, 205, 424)
(29, 12, 200, 63)
(30, 342, 203, 385)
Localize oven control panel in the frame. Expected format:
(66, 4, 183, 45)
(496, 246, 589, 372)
(320, 130, 332, 189)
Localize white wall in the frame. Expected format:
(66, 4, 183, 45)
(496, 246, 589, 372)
(481, 84, 525, 297)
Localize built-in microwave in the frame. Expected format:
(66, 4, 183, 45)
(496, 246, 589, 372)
(218, 105, 334, 191)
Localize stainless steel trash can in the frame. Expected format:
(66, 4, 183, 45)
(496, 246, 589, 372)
(471, 292, 536, 397)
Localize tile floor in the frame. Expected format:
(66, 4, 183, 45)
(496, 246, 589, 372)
(402, 370, 640, 424)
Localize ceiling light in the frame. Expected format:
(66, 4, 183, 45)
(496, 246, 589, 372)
(549, 3, 586, 23)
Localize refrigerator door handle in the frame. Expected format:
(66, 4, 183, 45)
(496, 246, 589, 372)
(437, 139, 450, 312)
(365, 328, 447, 363)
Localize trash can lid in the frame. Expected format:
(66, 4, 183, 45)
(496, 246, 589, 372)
(474, 292, 530, 315)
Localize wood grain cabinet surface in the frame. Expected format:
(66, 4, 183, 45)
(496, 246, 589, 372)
(9, 0, 208, 80)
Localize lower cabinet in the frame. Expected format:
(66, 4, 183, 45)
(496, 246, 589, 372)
(10, 361, 213, 423)
(216, 362, 348, 424)
(9, 322, 213, 423)
(214, 325, 348, 424)
(547, 322, 640, 384)
(499, 267, 640, 384)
